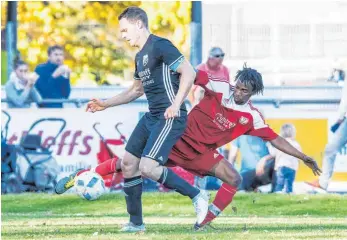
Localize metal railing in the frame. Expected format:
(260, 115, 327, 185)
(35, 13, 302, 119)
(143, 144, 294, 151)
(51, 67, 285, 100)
(1, 98, 340, 109)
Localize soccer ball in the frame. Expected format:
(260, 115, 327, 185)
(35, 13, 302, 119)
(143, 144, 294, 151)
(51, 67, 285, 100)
(75, 171, 105, 201)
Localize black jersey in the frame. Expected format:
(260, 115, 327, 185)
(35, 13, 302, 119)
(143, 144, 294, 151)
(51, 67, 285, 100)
(134, 34, 187, 116)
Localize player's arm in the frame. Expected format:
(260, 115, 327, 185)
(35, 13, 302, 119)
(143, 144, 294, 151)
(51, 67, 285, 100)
(104, 80, 144, 107)
(246, 110, 321, 176)
(269, 136, 321, 176)
(154, 39, 196, 118)
(173, 60, 196, 108)
(86, 80, 144, 112)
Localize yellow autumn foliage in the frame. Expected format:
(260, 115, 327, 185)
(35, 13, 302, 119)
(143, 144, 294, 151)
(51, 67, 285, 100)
(3, 1, 191, 85)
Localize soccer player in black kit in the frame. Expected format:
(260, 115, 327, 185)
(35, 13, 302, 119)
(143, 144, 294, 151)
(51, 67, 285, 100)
(55, 6, 209, 232)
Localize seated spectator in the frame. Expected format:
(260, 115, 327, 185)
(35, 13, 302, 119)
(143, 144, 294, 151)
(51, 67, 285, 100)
(229, 135, 275, 192)
(269, 123, 301, 194)
(35, 45, 71, 108)
(5, 60, 42, 108)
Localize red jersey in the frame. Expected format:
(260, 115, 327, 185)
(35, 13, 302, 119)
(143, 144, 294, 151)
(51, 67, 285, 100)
(181, 71, 278, 154)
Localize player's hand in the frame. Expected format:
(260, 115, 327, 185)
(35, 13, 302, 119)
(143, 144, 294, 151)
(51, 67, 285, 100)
(302, 156, 322, 176)
(86, 98, 107, 113)
(164, 104, 179, 119)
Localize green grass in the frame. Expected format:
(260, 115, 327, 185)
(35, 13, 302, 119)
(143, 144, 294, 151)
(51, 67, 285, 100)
(2, 192, 347, 239)
(1, 50, 8, 85)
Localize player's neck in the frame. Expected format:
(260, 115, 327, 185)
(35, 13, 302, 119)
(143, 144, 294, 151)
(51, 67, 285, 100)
(137, 30, 151, 50)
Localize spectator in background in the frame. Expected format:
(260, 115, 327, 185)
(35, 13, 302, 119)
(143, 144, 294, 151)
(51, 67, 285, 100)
(229, 135, 275, 192)
(269, 124, 301, 194)
(189, 47, 230, 107)
(306, 78, 347, 191)
(5, 60, 42, 108)
(191, 47, 230, 189)
(328, 68, 345, 86)
(35, 45, 71, 108)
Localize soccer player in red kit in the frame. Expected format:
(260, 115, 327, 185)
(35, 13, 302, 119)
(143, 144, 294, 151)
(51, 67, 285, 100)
(56, 64, 321, 230)
(166, 64, 321, 229)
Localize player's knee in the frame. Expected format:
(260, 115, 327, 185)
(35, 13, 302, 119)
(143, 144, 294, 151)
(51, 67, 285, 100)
(226, 169, 242, 187)
(139, 159, 155, 178)
(233, 172, 242, 187)
(121, 157, 136, 173)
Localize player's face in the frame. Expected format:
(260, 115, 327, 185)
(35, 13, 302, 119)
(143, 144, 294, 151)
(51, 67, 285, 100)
(119, 18, 140, 47)
(233, 81, 253, 105)
(49, 50, 64, 65)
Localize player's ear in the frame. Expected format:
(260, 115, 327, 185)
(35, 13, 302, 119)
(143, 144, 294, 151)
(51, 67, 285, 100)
(136, 20, 143, 29)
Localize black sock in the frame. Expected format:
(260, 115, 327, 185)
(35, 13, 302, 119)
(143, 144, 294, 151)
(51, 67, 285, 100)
(158, 167, 200, 199)
(123, 176, 143, 226)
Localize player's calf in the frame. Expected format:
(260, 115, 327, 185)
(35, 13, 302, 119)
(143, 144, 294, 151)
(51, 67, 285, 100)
(195, 159, 240, 229)
(140, 157, 209, 224)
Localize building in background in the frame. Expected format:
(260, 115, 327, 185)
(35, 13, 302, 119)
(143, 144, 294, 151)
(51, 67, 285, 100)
(202, 1, 347, 85)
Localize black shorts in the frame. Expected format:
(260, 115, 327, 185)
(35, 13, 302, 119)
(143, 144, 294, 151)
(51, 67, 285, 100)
(125, 112, 187, 165)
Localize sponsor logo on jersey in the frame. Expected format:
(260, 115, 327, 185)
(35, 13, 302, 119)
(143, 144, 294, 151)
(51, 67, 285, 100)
(143, 54, 148, 66)
(158, 156, 164, 161)
(213, 113, 236, 131)
(142, 79, 154, 86)
(138, 68, 151, 81)
(239, 116, 249, 125)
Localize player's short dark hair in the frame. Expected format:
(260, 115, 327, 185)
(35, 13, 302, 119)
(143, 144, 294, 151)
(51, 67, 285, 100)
(48, 45, 63, 56)
(235, 63, 264, 95)
(118, 7, 148, 29)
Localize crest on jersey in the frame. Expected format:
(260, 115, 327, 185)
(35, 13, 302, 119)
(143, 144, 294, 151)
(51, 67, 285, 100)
(239, 116, 249, 125)
(143, 54, 148, 66)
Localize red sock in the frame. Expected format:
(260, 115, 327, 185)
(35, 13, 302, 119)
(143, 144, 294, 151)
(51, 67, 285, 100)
(200, 183, 237, 225)
(95, 157, 118, 176)
(76, 157, 118, 176)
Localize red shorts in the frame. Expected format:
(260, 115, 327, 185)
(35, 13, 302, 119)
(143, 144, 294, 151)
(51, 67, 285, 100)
(166, 138, 224, 177)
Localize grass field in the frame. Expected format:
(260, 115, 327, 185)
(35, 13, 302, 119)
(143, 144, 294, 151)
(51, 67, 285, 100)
(2, 192, 347, 239)
(1, 50, 8, 85)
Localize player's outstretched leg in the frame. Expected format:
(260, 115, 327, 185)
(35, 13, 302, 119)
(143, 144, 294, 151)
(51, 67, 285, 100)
(195, 159, 241, 230)
(55, 157, 120, 194)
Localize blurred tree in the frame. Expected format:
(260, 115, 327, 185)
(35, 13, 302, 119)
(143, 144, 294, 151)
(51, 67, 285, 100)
(1, 2, 7, 30)
(14, 1, 191, 86)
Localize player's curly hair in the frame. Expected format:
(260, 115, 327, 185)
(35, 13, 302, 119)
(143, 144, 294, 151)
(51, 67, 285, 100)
(235, 63, 264, 95)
